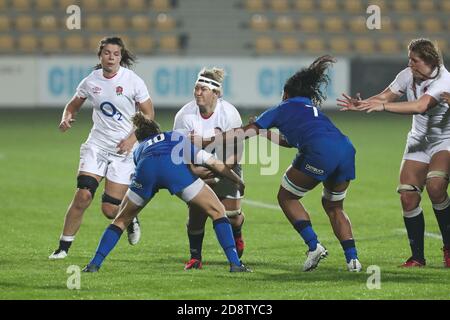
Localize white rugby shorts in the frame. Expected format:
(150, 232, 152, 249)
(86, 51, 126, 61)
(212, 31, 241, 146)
(78, 143, 135, 185)
(403, 132, 450, 164)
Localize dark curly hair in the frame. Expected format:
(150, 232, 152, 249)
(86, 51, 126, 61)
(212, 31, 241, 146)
(132, 112, 161, 142)
(283, 55, 336, 106)
(94, 36, 136, 70)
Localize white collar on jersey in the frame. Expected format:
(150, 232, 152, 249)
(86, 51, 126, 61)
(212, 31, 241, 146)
(195, 76, 221, 90)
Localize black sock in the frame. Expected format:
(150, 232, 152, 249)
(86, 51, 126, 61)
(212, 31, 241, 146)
(403, 211, 425, 261)
(59, 240, 73, 253)
(232, 225, 242, 238)
(188, 231, 204, 260)
(433, 197, 450, 247)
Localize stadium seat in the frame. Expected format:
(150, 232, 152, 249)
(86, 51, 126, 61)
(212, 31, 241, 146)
(108, 15, 127, 32)
(348, 16, 367, 33)
(105, 0, 123, 11)
(85, 14, 104, 31)
(12, 0, 29, 11)
(41, 35, 62, 53)
(354, 38, 375, 54)
(269, 0, 289, 12)
(65, 35, 85, 53)
(274, 16, 295, 32)
(88, 35, 103, 52)
(343, 0, 363, 14)
(392, 0, 412, 13)
(18, 34, 38, 53)
(39, 15, 58, 31)
(249, 14, 270, 32)
(36, 0, 53, 11)
(379, 17, 393, 33)
(378, 38, 400, 54)
(368, 0, 386, 11)
(435, 39, 447, 52)
(159, 35, 179, 53)
(319, 0, 339, 12)
(0, 35, 14, 53)
(128, 0, 147, 11)
(0, 15, 10, 32)
(279, 36, 299, 54)
(0, 0, 7, 11)
(417, 1, 436, 13)
(133, 35, 154, 53)
(422, 18, 442, 33)
(298, 16, 319, 33)
(59, 0, 75, 10)
(294, 0, 314, 12)
(151, 0, 171, 11)
(131, 15, 151, 32)
(244, 0, 264, 12)
(81, 0, 100, 11)
(442, 0, 450, 12)
(329, 37, 351, 54)
(324, 16, 345, 33)
(155, 13, 176, 31)
(397, 17, 417, 33)
(254, 36, 275, 54)
(15, 15, 33, 31)
(304, 38, 326, 53)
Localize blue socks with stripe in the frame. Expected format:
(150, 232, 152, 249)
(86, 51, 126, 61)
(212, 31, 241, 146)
(213, 217, 241, 266)
(293, 220, 319, 251)
(89, 224, 123, 268)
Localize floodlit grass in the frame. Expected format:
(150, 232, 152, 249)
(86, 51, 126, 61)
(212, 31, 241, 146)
(0, 109, 448, 299)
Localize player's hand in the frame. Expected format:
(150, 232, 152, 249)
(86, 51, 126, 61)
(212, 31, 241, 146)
(356, 101, 384, 113)
(117, 137, 135, 155)
(59, 118, 75, 132)
(441, 92, 450, 104)
(337, 93, 363, 111)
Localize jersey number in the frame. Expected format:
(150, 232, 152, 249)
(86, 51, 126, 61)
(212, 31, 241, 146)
(146, 133, 165, 146)
(305, 104, 318, 117)
(100, 102, 123, 121)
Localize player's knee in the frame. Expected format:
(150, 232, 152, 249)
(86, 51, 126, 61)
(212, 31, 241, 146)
(398, 190, 421, 212)
(73, 189, 93, 210)
(77, 175, 99, 199)
(426, 171, 448, 204)
(101, 193, 122, 219)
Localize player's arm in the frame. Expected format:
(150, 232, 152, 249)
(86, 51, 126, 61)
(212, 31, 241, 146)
(59, 95, 86, 132)
(261, 130, 292, 148)
(117, 99, 154, 155)
(358, 94, 438, 114)
(337, 87, 400, 111)
(203, 155, 245, 194)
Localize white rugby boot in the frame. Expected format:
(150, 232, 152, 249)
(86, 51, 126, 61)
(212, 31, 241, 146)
(127, 217, 141, 245)
(347, 258, 362, 272)
(303, 243, 328, 271)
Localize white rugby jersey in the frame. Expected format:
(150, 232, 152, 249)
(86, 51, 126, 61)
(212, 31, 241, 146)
(173, 98, 242, 137)
(76, 66, 151, 153)
(389, 66, 450, 138)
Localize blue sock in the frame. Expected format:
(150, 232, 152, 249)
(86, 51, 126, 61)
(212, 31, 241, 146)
(89, 224, 123, 268)
(341, 239, 358, 263)
(293, 220, 319, 251)
(213, 217, 241, 266)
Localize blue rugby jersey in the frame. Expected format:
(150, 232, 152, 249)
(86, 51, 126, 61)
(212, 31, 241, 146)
(254, 97, 345, 149)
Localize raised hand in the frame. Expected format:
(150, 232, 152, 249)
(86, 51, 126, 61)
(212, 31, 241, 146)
(337, 93, 363, 111)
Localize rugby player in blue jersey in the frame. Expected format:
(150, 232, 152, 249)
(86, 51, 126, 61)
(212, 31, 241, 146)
(212, 55, 361, 272)
(82, 113, 251, 273)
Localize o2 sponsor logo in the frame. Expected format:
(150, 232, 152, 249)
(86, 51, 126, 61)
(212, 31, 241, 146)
(100, 101, 123, 121)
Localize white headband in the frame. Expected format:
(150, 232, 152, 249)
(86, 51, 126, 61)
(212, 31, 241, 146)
(195, 76, 222, 90)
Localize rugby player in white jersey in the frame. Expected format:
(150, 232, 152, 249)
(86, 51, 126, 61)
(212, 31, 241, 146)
(49, 37, 154, 259)
(173, 67, 246, 269)
(339, 38, 450, 268)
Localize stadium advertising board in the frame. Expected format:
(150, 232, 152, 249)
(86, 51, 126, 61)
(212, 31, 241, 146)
(1, 57, 349, 108)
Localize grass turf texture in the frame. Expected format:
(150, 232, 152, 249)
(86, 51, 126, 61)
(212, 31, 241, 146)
(0, 109, 449, 300)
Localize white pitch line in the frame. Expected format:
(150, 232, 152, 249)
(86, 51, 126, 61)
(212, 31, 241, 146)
(395, 229, 442, 240)
(242, 199, 280, 211)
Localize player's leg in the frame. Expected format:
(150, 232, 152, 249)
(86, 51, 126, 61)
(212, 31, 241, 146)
(49, 171, 102, 259)
(83, 193, 145, 272)
(426, 150, 450, 267)
(222, 198, 245, 258)
(277, 165, 327, 271)
(105, 155, 141, 245)
(184, 203, 208, 270)
(182, 180, 251, 272)
(398, 159, 428, 267)
(322, 180, 361, 272)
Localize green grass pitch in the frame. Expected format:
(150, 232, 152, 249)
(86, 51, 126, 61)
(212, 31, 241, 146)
(0, 108, 448, 300)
